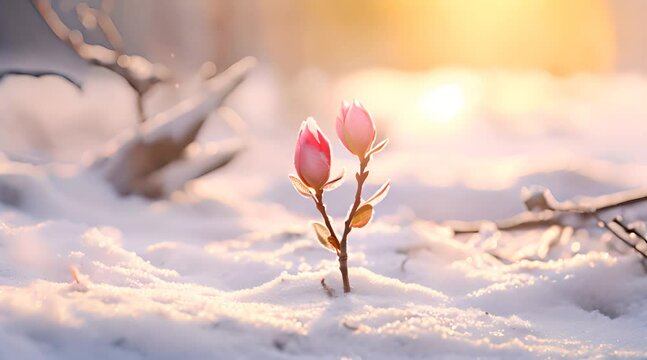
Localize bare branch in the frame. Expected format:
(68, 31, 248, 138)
(447, 187, 647, 234)
(444, 185, 647, 263)
(595, 214, 647, 259)
(31, 0, 170, 95)
(24, 1, 257, 200)
(447, 210, 564, 234)
(609, 216, 647, 246)
(75, 1, 124, 52)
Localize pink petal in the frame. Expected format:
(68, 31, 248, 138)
(344, 102, 376, 156)
(316, 128, 331, 164)
(336, 115, 349, 150)
(294, 126, 304, 177)
(341, 100, 351, 119)
(299, 142, 330, 188)
(294, 117, 331, 189)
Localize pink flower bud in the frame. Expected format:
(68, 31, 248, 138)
(336, 100, 376, 158)
(294, 117, 331, 190)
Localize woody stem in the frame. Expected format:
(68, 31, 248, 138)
(338, 157, 370, 293)
(314, 190, 338, 245)
(313, 190, 351, 292)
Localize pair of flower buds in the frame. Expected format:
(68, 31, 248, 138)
(291, 101, 388, 293)
(293, 101, 385, 190)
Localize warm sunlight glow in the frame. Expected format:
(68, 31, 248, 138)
(2, 0, 647, 358)
(418, 84, 465, 123)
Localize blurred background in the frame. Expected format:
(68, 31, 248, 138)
(6, 0, 647, 74)
(2, 0, 647, 222)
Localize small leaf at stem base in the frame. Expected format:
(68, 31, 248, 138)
(289, 175, 313, 198)
(351, 203, 374, 228)
(367, 138, 389, 157)
(323, 168, 345, 191)
(327, 236, 340, 251)
(313, 222, 339, 251)
(366, 180, 391, 206)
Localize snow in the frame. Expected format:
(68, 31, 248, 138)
(0, 67, 647, 359)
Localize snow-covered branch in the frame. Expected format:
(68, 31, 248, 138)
(4, 1, 257, 199)
(94, 57, 255, 198)
(446, 187, 647, 234)
(446, 186, 647, 261)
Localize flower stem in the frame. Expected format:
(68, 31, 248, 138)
(312, 157, 369, 294)
(338, 157, 370, 293)
(314, 191, 338, 244)
(338, 252, 350, 293)
(313, 190, 351, 292)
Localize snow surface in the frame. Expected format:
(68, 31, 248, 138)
(0, 68, 646, 359)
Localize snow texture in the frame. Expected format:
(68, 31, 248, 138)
(0, 68, 646, 359)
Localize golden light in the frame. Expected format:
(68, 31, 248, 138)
(261, 0, 615, 75)
(418, 84, 465, 123)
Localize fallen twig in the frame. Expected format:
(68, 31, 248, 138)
(610, 216, 647, 247)
(595, 214, 647, 259)
(446, 187, 647, 234)
(400, 255, 409, 272)
(446, 186, 647, 261)
(320, 278, 335, 298)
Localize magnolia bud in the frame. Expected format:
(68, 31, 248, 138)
(336, 100, 376, 158)
(294, 117, 331, 189)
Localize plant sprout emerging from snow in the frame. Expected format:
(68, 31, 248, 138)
(289, 101, 390, 293)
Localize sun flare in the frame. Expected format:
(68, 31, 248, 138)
(418, 84, 466, 123)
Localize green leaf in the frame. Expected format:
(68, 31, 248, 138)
(366, 180, 391, 206)
(351, 204, 374, 228)
(289, 175, 313, 198)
